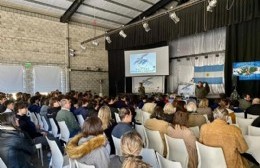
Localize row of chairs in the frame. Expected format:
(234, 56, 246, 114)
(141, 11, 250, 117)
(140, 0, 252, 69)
(234, 112, 259, 119)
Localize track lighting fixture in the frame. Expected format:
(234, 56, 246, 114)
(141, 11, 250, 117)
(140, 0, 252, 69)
(169, 11, 180, 24)
(207, 0, 217, 12)
(69, 49, 75, 57)
(105, 36, 112, 44)
(119, 30, 127, 38)
(92, 41, 99, 46)
(80, 44, 86, 50)
(142, 21, 151, 32)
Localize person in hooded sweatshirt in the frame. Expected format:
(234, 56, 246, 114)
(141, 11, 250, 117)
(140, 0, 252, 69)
(66, 116, 110, 168)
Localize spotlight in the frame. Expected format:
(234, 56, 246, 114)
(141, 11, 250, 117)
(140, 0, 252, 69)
(142, 21, 151, 32)
(69, 48, 75, 57)
(92, 41, 99, 46)
(119, 30, 127, 38)
(105, 36, 112, 44)
(169, 12, 180, 24)
(80, 44, 86, 50)
(207, 0, 217, 12)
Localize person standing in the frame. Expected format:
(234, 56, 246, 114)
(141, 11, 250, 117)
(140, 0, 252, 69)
(138, 82, 145, 97)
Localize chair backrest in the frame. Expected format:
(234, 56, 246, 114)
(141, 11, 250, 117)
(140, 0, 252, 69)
(236, 118, 254, 135)
(35, 113, 44, 130)
(141, 148, 160, 168)
(46, 136, 64, 168)
(41, 116, 49, 131)
(244, 135, 260, 164)
(135, 108, 143, 124)
(189, 126, 200, 139)
(234, 112, 245, 118)
(75, 160, 95, 168)
(76, 115, 85, 128)
(145, 128, 164, 156)
(112, 135, 122, 156)
(135, 124, 147, 147)
(0, 157, 7, 168)
(58, 121, 70, 143)
(247, 114, 259, 119)
(29, 112, 38, 126)
(196, 141, 227, 168)
(156, 152, 182, 168)
(142, 111, 151, 125)
(248, 125, 260, 136)
(114, 113, 121, 123)
(49, 118, 59, 138)
(164, 135, 188, 168)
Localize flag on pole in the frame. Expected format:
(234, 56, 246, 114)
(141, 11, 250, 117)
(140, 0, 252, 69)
(194, 65, 224, 84)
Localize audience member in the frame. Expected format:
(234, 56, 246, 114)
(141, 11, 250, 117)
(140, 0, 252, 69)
(142, 97, 156, 114)
(197, 98, 213, 122)
(0, 95, 7, 113)
(112, 108, 134, 138)
(219, 99, 236, 124)
(186, 102, 206, 127)
(239, 94, 252, 111)
(167, 110, 198, 168)
(56, 99, 80, 137)
(200, 107, 249, 168)
(28, 96, 41, 113)
(245, 98, 260, 118)
(163, 103, 176, 123)
(3, 100, 14, 113)
(0, 112, 34, 167)
(66, 116, 110, 168)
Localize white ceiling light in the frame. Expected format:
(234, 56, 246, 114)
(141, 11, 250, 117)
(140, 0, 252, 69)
(169, 12, 180, 24)
(119, 30, 127, 38)
(142, 21, 151, 32)
(92, 41, 99, 46)
(207, 0, 217, 12)
(105, 36, 112, 44)
(80, 44, 86, 50)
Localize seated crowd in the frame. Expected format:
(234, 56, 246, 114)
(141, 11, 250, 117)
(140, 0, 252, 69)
(0, 90, 259, 168)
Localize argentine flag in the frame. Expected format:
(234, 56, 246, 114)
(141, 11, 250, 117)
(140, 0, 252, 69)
(194, 65, 224, 84)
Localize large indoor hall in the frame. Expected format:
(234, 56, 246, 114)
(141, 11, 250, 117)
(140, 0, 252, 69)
(0, 0, 259, 168)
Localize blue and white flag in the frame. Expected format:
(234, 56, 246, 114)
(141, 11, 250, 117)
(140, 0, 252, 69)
(194, 65, 224, 84)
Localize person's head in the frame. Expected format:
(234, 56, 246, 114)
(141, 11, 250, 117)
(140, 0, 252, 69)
(198, 98, 209, 108)
(151, 106, 166, 121)
(82, 116, 103, 137)
(173, 100, 187, 112)
(198, 81, 203, 87)
(244, 94, 251, 101)
(139, 82, 143, 87)
(163, 103, 176, 115)
(0, 112, 18, 128)
(219, 98, 230, 108)
(213, 107, 229, 121)
(252, 98, 260, 105)
(172, 111, 189, 127)
(186, 102, 197, 112)
(49, 97, 60, 107)
(142, 102, 156, 114)
(4, 100, 14, 110)
(0, 95, 7, 104)
(15, 102, 28, 116)
(98, 105, 112, 130)
(119, 108, 132, 123)
(121, 131, 150, 168)
(60, 99, 71, 110)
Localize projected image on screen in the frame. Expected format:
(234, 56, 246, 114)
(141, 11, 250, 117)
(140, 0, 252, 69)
(130, 52, 156, 74)
(233, 61, 260, 80)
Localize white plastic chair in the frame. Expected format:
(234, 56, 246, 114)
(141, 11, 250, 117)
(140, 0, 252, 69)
(58, 121, 70, 143)
(196, 141, 227, 168)
(77, 115, 85, 128)
(145, 128, 164, 156)
(135, 108, 143, 124)
(234, 112, 245, 118)
(135, 124, 147, 147)
(236, 118, 254, 135)
(46, 136, 69, 168)
(189, 126, 200, 139)
(49, 118, 60, 138)
(29, 112, 39, 126)
(75, 159, 95, 168)
(35, 143, 44, 167)
(41, 116, 49, 132)
(142, 111, 151, 125)
(156, 152, 182, 168)
(141, 148, 160, 168)
(35, 113, 44, 130)
(114, 113, 121, 123)
(248, 125, 260, 136)
(244, 135, 260, 164)
(112, 135, 122, 156)
(247, 114, 259, 119)
(0, 157, 7, 168)
(165, 135, 188, 168)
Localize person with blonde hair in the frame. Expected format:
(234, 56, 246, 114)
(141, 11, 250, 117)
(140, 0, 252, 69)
(197, 98, 213, 122)
(186, 102, 206, 127)
(109, 131, 150, 168)
(98, 105, 116, 154)
(163, 103, 176, 123)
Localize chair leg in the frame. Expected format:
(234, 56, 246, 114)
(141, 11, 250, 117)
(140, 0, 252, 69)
(40, 146, 44, 167)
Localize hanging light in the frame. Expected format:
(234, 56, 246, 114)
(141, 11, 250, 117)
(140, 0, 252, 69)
(105, 36, 112, 44)
(69, 48, 75, 57)
(142, 17, 151, 32)
(92, 41, 99, 46)
(169, 12, 180, 24)
(207, 0, 217, 12)
(119, 30, 127, 38)
(80, 44, 86, 50)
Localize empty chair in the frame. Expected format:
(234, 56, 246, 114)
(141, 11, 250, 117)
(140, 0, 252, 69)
(141, 148, 160, 168)
(46, 136, 69, 168)
(196, 141, 227, 168)
(135, 124, 147, 147)
(114, 113, 121, 123)
(244, 135, 260, 164)
(35, 113, 44, 130)
(236, 118, 254, 135)
(156, 152, 182, 168)
(248, 125, 260, 136)
(0, 157, 7, 168)
(112, 135, 122, 156)
(234, 112, 245, 118)
(165, 135, 189, 168)
(49, 118, 60, 138)
(75, 159, 95, 168)
(142, 111, 151, 125)
(58, 121, 70, 143)
(145, 128, 164, 156)
(77, 115, 85, 128)
(189, 126, 200, 139)
(247, 114, 259, 119)
(41, 116, 49, 132)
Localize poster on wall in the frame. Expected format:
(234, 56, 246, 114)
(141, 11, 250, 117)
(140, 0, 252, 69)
(233, 61, 260, 80)
(132, 76, 165, 93)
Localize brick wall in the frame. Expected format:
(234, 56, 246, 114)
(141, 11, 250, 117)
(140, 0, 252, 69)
(0, 6, 108, 95)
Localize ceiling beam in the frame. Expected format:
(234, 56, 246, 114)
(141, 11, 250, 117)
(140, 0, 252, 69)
(127, 0, 175, 24)
(60, 0, 85, 23)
